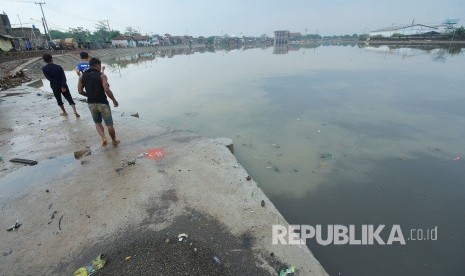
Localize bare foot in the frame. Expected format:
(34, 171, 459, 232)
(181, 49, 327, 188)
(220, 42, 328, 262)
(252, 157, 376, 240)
(74, 112, 80, 117)
(60, 112, 68, 116)
(112, 140, 120, 147)
(101, 138, 108, 147)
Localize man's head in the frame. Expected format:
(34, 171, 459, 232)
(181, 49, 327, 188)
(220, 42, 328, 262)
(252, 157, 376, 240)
(89, 57, 102, 71)
(80, 52, 89, 59)
(42, 54, 52, 63)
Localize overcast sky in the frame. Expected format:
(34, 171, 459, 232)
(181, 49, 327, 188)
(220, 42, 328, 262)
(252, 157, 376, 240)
(2, 0, 464, 36)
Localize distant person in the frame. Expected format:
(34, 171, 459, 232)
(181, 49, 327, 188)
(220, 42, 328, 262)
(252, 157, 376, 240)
(74, 51, 105, 76)
(78, 58, 119, 147)
(74, 51, 90, 76)
(41, 54, 80, 117)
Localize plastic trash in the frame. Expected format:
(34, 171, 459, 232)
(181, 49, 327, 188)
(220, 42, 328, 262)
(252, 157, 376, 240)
(130, 112, 139, 118)
(74, 253, 106, 276)
(178, 233, 188, 242)
(279, 266, 295, 276)
(10, 158, 37, 166)
(212, 256, 222, 266)
(6, 220, 21, 231)
(0, 154, 3, 161)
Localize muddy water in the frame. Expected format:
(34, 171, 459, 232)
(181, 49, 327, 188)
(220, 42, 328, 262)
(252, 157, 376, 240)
(55, 45, 465, 276)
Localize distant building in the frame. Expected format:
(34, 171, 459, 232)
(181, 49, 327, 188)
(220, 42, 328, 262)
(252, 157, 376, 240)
(0, 34, 14, 51)
(274, 30, 290, 46)
(0, 13, 12, 35)
(11, 27, 45, 49)
(133, 35, 151, 46)
(111, 35, 134, 47)
(369, 23, 455, 37)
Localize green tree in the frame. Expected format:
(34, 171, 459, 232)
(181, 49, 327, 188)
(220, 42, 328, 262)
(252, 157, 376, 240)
(70, 27, 91, 43)
(49, 30, 71, 39)
(124, 26, 140, 36)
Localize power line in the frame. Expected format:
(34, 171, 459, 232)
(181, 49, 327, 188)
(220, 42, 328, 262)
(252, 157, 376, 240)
(34, 2, 52, 40)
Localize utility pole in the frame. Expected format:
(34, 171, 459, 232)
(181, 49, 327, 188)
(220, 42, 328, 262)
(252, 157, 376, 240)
(35, 2, 52, 41)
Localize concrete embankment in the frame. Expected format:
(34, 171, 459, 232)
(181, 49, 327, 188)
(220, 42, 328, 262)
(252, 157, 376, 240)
(0, 85, 328, 275)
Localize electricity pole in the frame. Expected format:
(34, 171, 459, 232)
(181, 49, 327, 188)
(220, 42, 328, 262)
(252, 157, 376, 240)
(35, 2, 52, 41)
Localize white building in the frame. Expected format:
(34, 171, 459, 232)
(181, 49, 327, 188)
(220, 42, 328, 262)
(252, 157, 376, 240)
(369, 24, 440, 37)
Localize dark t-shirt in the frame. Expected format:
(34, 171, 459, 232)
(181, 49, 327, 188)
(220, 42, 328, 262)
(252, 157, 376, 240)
(42, 63, 67, 89)
(82, 69, 109, 104)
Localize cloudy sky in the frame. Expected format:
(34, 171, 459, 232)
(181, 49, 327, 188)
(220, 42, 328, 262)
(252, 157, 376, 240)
(2, 0, 464, 36)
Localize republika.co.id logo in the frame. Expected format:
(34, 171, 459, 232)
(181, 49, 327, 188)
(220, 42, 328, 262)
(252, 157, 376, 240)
(272, 224, 438, 246)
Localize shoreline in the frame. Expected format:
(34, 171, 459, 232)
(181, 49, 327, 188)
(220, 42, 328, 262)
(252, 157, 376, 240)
(0, 85, 328, 275)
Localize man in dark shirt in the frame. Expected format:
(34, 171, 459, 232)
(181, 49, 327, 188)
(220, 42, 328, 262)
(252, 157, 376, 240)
(41, 54, 80, 117)
(78, 58, 120, 147)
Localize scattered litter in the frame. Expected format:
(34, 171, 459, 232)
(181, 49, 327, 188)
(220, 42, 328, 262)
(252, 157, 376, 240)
(115, 159, 136, 173)
(246, 176, 252, 181)
(398, 156, 409, 161)
(137, 152, 148, 158)
(125, 256, 131, 261)
(212, 256, 222, 266)
(58, 215, 63, 230)
(2, 249, 12, 257)
(146, 148, 165, 161)
(272, 144, 280, 149)
(36, 93, 42, 96)
(46, 189, 49, 193)
(77, 98, 87, 103)
(74, 147, 91, 160)
(296, 118, 301, 121)
(279, 266, 296, 276)
(261, 200, 265, 207)
(270, 252, 275, 257)
(178, 233, 188, 242)
(292, 169, 299, 173)
(10, 158, 38, 166)
(165, 238, 170, 243)
(317, 129, 321, 133)
(6, 220, 21, 231)
(233, 163, 240, 168)
(50, 211, 58, 220)
(121, 112, 125, 117)
(130, 112, 139, 118)
(453, 156, 461, 161)
(0, 155, 3, 161)
(194, 247, 198, 252)
(74, 253, 106, 276)
(81, 160, 89, 165)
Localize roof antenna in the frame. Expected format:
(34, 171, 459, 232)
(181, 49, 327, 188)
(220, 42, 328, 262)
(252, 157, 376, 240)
(411, 18, 415, 26)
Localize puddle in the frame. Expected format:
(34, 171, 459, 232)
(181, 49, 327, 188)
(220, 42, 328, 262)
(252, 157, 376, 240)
(0, 155, 76, 202)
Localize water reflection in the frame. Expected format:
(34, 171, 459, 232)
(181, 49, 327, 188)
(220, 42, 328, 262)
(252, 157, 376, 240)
(99, 45, 465, 276)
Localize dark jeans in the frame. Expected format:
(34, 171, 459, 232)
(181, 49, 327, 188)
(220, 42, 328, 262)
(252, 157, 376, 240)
(52, 85, 75, 106)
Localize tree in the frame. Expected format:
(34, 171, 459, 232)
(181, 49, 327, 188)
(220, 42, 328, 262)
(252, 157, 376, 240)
(124, 26, 140, 36)
(49, 30, 71, 39)
(70, 27, 91, 43)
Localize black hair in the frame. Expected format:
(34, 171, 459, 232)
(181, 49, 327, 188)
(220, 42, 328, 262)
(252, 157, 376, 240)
(89, 57, 101, 68)
(80, 52, 89, 59)
(42, 54, 52, 63)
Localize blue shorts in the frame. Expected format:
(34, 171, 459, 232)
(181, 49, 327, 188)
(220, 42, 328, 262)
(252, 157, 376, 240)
(88, 103, 113, 126)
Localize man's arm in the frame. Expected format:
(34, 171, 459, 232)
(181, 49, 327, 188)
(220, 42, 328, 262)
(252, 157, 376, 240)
(77, 75, 87, 97)
(101, 74, 118, 107)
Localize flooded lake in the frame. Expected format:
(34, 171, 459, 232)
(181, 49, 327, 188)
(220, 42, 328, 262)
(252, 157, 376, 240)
(72, 44, 465, 275)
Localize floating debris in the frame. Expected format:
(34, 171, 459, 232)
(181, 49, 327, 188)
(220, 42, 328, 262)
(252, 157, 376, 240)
(453, 156, 461, 161)
(246, 176, 252, 181)
(272, 144, 280, 149)
(261, 200, 265, 207)
(319, 153, 333, 161)
(130, 112, 139, 118)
